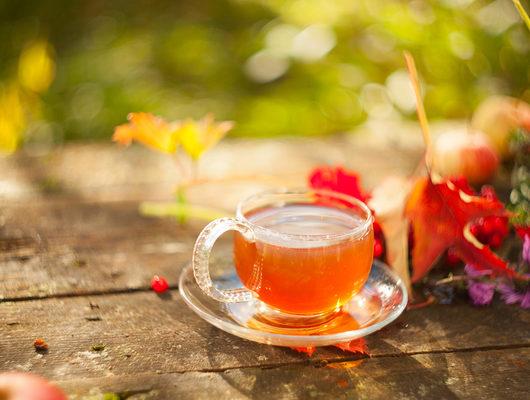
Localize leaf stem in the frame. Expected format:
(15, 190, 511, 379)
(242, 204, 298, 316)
(513, 0, 530, 31)
(139, 201, 227, 222)
(434, 275, 469, 286)
(173, 153, 186, 176)
(404, 51, 433, 172)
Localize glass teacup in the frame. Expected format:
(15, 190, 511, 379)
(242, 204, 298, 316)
(193, 189, 374, 327)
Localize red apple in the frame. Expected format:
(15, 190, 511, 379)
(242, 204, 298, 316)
(432, 129, 499, 185)
(0, 372, 66, 400)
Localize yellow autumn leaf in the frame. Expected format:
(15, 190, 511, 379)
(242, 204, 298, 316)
(113, 112, 181, 154)
(179, 114, 234, 160)
(0, 84, 26, 154)
(18, 40, 56, 93)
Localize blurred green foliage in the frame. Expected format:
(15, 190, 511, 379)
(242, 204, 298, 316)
(0, 0, 529, 145)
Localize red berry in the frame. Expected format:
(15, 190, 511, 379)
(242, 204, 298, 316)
(516, 226, 530, 238)
(446, 250, 461, 266)
(480, 185, 497, 200)
(33, 338, 48, 352)
(491, 216, 502, 228)
(481, 218, 495, 236)
(470, 223, 481, 237)
(374, 240, 384, 258)
(489, 233, 503, 248)
(151, 275, 169, 293)
(492, 217, 508, 236)
(373, 221, 382, 235)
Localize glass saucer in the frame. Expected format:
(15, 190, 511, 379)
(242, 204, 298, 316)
(179, 258, 407, 347)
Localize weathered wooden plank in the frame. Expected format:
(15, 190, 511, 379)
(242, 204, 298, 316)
(0, 201, 205, 299)
(0, 199, 257, 299)
(1, 291, 529, 380)
(0, 200, 195, 241)
(0, 247, 185, 300)
(51, 348, 530, 400)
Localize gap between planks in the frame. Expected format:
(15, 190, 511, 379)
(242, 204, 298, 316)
(96, 344, 530, 375)
(1, 285, 173, 303)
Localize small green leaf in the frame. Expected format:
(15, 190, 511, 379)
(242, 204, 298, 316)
(102, 393, 121, 400)
(91, 343, 106, 352)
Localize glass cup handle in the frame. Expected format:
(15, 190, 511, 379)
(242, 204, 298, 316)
(192, 217, 255, 303)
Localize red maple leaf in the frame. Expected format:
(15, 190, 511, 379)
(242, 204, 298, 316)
(309, 166, 368, 202)
(405, 176, 515, 282)
(308, 166, 386, 260)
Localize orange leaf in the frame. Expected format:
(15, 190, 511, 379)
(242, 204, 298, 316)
(113, 112, 180, 154)
(405, 176, 515, 282)
(334, 338, 369, 355)
(291, 346, 316, 356)
(289, 338, 369, 357)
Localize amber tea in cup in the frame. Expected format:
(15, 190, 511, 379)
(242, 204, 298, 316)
(193, 189, 374, 326)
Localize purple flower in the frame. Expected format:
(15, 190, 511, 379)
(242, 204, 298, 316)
(497, 281, 530, 308)
(523, 235, 530, 264)
(468, 281, 495, 306)
(464, 264, 492, 278)
(497, 283, 524, 305)
(521, 290, 530, 309)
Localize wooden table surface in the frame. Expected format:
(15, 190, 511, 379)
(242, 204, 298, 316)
(1, 133, 529, 399)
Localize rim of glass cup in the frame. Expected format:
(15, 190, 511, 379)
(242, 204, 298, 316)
(235, 188, 374, 242)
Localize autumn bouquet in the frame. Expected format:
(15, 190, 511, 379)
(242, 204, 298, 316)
(308, 157, 529, 309)
(306, 54, 530, 308)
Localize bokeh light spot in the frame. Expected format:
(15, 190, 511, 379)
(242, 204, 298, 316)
(386, 69, 417, 113)
(360, 83, 394, 118)
(291, 25, 336, 62)
(244, 50, 290, 83)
